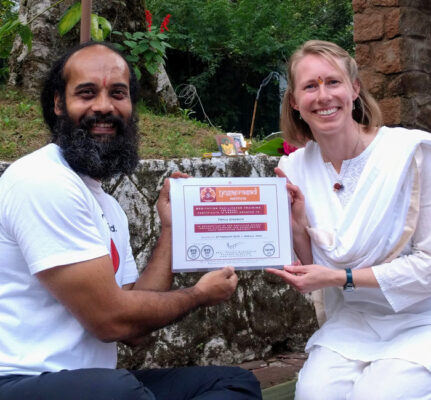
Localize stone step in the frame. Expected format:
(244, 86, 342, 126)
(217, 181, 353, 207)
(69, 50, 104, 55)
(238, 352, 307, 390)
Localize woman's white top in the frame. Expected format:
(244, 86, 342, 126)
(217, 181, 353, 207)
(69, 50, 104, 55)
(278, 126, 431, 370)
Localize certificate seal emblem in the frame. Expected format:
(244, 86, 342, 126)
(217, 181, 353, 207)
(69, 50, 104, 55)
(187, 245, 200, 260)
(201, 245, 214, 259)
(263, 243, 275, 257)
(200, 187, 217, 202)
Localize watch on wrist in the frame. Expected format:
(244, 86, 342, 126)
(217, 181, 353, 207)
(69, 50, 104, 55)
(343, 268, 355, 292)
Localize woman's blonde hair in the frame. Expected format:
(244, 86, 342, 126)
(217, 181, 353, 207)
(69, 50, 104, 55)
(281, 40, 382, 146)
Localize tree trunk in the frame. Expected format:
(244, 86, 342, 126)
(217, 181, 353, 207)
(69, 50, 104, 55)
(8, 0, 77, 95)
(8, 0, 178, 111)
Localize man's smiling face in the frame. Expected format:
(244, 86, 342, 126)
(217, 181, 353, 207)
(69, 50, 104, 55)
(51, 44, 139, 180)
(54, 44, 132, 141)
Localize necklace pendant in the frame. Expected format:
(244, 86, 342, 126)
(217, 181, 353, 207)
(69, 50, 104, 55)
(333, 182, 344, 192)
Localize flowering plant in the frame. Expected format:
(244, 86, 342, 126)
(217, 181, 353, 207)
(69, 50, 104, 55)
(252, 137, 298, 157)
(278, 141, 298, 156)
(113, 10, 172, 78)
(145, 10, 152, 31)
(160, 14, 171, 33)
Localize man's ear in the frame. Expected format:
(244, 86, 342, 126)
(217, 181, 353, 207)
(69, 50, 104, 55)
(54, 93, 63, 116)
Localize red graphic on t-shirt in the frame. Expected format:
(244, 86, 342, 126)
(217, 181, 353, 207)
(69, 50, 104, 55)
(110, 239, 120, 273)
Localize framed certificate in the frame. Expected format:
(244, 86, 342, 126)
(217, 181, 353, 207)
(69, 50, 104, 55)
(170, 177, 293, 272)
(215, 135, 238, 156)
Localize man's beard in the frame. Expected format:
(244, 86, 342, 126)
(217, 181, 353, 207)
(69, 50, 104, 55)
(54, 112, 139, 180)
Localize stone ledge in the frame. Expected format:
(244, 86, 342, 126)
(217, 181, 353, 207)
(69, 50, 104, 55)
(0, 155, 318, 369)
(239, 352, 307, 389)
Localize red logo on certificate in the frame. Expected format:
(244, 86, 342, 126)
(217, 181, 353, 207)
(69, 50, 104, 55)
(200, 187, 217, 202)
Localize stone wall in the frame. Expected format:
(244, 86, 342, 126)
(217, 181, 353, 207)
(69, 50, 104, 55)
(354, 0, 431, 131)
(0, 156, 318, 368)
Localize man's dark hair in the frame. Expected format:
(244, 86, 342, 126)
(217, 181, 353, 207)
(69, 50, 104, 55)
(41, 41, 140, 140)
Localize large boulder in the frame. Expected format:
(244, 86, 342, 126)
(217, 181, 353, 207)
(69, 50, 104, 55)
(102, 155, 317, 368)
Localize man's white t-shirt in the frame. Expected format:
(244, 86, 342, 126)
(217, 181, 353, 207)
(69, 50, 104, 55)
(0, 144, 138, 376)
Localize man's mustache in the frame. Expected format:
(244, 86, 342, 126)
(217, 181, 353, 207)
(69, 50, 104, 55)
(78, 114, 126, 133)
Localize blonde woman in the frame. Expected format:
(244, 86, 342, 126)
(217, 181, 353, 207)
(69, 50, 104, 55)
(266, 40, 431, 399)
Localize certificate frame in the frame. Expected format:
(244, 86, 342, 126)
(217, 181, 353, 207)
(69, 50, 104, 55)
(170, 177, 293, 272)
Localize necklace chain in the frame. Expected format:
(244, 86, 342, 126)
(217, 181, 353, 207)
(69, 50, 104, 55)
(331, 131, 361, 192)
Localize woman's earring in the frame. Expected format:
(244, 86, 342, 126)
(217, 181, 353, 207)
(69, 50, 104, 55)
(299, 114, 302, 120)
(352, 101, 356, 111)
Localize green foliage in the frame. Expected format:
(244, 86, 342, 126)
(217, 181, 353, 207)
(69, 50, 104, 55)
(1, 0, 114, 83)
(58, 1, 111, 41)
(0, 0, 32, 82)
(148, 0, 352, 72)
(90, 14, 111, 41)
(0, 1, 15, 22)
(113, 29, 171, 78)
(0, 18, 32, 54)
(253, 137, 284, 156)
(57, 2, 81, 36)
(0, 87, 221, 161)
(112, 11, 172, 78)
(178, 108, 196, 120)
(147, 0, 353, 135)
(0, 0, 17, 54)
(0, 0, 85, 83)
(0, 86, 48, 160)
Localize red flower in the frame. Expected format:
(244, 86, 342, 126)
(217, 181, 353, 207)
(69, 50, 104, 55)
(278, 141, 298, 156)
(160, 14, 171, 33)
(145, 10, 152, 32)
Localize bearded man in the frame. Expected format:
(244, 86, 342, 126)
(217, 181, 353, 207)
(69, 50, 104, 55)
(0, 42, 262, 400)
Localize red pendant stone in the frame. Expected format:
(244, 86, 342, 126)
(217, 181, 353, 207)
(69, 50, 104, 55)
(333, 182, 344, 192)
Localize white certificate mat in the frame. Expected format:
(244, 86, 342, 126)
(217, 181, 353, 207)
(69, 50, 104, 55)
(170, 177, 293, 272)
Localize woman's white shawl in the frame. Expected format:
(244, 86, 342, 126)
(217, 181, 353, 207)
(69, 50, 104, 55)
(278, 126, 431, 324)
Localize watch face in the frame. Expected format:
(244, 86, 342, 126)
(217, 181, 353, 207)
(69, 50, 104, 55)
(343, 283, 355, 292)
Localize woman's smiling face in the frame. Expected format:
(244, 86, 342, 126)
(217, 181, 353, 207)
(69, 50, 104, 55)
(290, 54, 359, 140)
